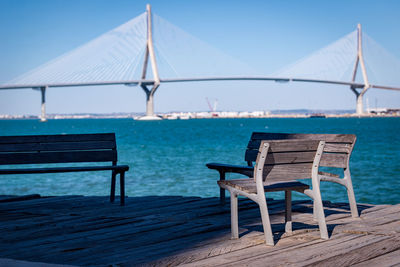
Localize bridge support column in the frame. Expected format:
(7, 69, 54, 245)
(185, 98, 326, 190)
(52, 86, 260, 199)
(353, 85, 369, 115)
(139, 84, 161, 120)
(40, 86, 47, 122)
(146, 91, 154, 117)
(137, 4, 161, 121)
(350, 24, 370, 115)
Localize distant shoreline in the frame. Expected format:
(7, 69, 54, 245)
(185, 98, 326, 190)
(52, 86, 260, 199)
(1, 112, 399, 120)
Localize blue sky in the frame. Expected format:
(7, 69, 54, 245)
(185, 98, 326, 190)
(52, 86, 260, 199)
(0, 0, 399, 115)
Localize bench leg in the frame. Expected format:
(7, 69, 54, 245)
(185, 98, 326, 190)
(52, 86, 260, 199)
(285, 190, 292, 234)
(258, 195, 274, 246)
(120, 171, 125, 206)
(311, 185, 328, 239)
(230, 191, 239, 239)
(219, 170, 226, 205)
(344, 169, 359, 218)
(110, 170, 116, 203)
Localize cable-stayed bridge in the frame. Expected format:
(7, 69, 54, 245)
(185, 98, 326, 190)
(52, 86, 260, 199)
(1, 4, 399, 121)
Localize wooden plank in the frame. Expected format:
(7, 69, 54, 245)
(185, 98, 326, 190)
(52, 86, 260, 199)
(0, 141, 116, 152)
(352, 248, 400, 267)
(182, 234, 388, 267)
(320, 153, 347, 168)
(261, 151, 317, 165)
(246, 149, 321, 164)
(0, 150, 117, 165)
(295, 236, 400, 266)
(220, 179, 309, 194)
(263, 139, 320, 152)
(0, 165, 128, 175)
(0, 133, 115, 144)
(261, 163, 314, 180)
(248, 140, 353, 153)
(167, 233, 355, 267)
(323, 143, 353, 153)
(251, 132, 356, 143)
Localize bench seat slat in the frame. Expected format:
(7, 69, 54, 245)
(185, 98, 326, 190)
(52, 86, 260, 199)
(247, 140, 352, 153)
(0, 165, 129, 175)
(247, 150, 348, 168)
(0, 133, 115, 144)
(250, 132, 356, 143)
(260, 151, 317, 165)
(0, 141, 116, 152)
(245, 140, 322, 163)
(0, 150, 117, 165)
(260, 162, 314, 181)
(320, 153, 347, 168)
(218, 179, 309, 194)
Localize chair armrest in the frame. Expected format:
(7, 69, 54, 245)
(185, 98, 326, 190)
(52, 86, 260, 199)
(206, 163, 253, 177)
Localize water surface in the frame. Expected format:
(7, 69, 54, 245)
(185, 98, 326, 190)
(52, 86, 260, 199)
(0, 117, 398, 204)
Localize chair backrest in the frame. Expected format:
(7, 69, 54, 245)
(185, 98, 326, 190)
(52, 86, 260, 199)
(246, 132, 356, 169)
(254, 139, 323, 182)
(0, 133, 117, 165)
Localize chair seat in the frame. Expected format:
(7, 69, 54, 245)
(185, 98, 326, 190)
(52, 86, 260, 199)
(218, 178, 309, 194)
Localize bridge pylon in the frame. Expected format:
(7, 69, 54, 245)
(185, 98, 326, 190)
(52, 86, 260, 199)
(137, 4, 162, 120)
(350, 23, 370, 115)
(40, 86, 47, 122)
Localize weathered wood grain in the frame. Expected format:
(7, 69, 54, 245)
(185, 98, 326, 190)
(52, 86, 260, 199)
(0, 195, 398, 266)
(244, 132, 355, 168)
(352, 248, 400, 267)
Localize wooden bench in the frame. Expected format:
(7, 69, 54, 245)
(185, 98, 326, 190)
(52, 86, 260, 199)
(207, 132, 358, 218)
(0, 133, 129, 205)
(217, 139, 327, 245)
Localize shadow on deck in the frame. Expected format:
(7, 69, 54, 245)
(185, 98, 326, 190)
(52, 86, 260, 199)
(0, 195, 399, 266)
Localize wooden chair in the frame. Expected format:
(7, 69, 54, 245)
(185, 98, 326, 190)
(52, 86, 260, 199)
(217, 139, 327, 245)
(207, 132, 359, 218)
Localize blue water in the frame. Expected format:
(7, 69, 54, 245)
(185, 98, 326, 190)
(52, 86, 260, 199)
(0, 117, 399, 204)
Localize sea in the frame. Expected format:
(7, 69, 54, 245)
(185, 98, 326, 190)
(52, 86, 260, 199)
(0, 117, 399, 205)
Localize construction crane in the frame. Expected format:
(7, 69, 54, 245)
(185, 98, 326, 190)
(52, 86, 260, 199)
(205, 97, 218, 117)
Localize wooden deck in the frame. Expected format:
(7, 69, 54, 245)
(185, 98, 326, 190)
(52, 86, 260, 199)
(0, 194, 399, 266)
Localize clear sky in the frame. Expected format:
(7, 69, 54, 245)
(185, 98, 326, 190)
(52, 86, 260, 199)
(0, 0, 399, 115)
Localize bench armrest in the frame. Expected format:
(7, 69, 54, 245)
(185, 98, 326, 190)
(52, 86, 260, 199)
(206, 163, 253, 178)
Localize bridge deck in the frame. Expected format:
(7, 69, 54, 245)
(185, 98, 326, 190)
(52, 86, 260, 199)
(0, 195, 399, 266)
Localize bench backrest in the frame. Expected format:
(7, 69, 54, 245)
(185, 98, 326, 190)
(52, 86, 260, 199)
(255, 139, 323, 182)
(0, 133, 117, 165)
(246, 132, 356, 169)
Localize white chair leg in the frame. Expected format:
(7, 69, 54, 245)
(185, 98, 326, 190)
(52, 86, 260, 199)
(257, 195, 274, 246)
(230, 191, 239, 239)
(344, 169, 359, 218)
(312, 190, 329, 240)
